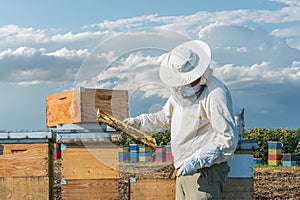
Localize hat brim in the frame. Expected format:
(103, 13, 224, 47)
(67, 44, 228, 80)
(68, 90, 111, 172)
(159, 40, 211, 87)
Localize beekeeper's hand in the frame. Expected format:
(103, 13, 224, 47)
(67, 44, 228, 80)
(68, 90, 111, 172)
(177, 143, 220, 176)
(123, 117, 141, 129)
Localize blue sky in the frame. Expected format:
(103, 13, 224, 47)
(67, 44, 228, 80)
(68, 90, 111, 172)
(0, 0, 300, 130)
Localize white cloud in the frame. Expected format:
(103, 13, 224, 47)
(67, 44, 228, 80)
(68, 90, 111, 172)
(77, 51, 170, 99)
(0, 25, 48, 47)
(86, 14, 159, 30)
(51, 31, 109, 42)
(0, 46, 38, 58)
(214, 62, 300, 89)
(271, 26, 300, 50)
(43, 47, 89, 59)
(199, 24, 300, 68)
(272, 26, 300, 38)
(270, 0, 300, 6)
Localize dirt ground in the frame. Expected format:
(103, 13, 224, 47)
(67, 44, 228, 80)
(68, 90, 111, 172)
(54, 161, 299, 200)
(254, 167, 300, 200)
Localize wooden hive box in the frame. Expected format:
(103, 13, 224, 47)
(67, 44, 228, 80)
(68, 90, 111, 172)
(60, 140, 120, 200)
(129, 177, 253, 200)
(46, 87, 128, 127)
(130, 178, 176, 200)
(0, 139, 53, 200)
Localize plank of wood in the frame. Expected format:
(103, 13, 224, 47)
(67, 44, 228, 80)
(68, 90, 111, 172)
(62, 146, 119, 179)
(234, 149, 254, 154)
(0, 177, 49, 200)
(130, 179, 176, 200)
(62, 179, 119, 200)
(0, 143, 48, 177)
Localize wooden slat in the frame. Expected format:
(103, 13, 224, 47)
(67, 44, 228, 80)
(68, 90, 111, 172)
(62, 179, 119, 200)
(130, 179, 176, 200)
(234, 149, 254, 154)
(62, 146, 119, 179)
(0, 143, 48, 177)
(0, 177, 49, 200)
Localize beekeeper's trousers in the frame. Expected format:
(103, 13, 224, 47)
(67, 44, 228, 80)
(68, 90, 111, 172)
(176, 162, 230, 200)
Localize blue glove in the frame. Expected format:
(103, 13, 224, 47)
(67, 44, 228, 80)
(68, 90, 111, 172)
(177, 143, 220, 176)
(177, 157, 199, 176)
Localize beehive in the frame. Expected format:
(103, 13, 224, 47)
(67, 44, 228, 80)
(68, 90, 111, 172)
(118, 145, 130, 162)
(268, 141, 282, 166)
(46, 87, 128, 127)
(130, 178, 176, 200)
(130, 144, 139, 163)
(59, 138, 120, 199)
(155, 146, 166, 162)
(0, 132, 53, 200)
(282, 153, 297, 166)
(139, 145, 152, 162)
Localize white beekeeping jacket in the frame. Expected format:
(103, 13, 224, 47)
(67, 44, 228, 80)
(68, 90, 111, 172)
(136, 68, 238, 168)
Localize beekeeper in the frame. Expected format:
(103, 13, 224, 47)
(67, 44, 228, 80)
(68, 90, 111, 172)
(124, 40, 238, 200)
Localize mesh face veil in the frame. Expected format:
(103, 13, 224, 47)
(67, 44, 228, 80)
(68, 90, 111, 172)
(176, 80, 202, 98)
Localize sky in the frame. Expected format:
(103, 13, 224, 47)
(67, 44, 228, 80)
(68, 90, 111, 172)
(0, 0, 300, 131)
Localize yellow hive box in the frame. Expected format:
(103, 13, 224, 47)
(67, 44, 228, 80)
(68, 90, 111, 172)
(139, 147, 152, 152)
(268, 149, 281, 155)
(268, 159, 281, 166)
(118, 146, 130, 152)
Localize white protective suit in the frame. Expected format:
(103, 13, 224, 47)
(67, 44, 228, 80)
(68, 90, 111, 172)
(135, 68, 238, 169)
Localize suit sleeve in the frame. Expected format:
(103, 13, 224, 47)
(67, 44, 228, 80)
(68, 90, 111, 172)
(204, 86, 238, 162)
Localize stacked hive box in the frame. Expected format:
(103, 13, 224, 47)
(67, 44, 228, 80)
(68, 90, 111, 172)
(118, 145, 130, 162)
(139, 145, 152, 162)
(165, 145, 172, 162)
(59, 139, 120, 200)
(223, 140, 258, 199)
(155, 146, 166, 162)
(130, 144, 139, 162)
(0, 132, 53, 200)
(282, 153, 297, 166)
(130, 178, 176, 200)
(268, 141, 282, 166)
(46, 87, 128, 128)
(47, 87, 129, 199)
(53, 143, 61, 159)
(253, 157, 262, 165)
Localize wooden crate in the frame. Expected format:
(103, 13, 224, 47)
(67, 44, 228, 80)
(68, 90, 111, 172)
(0, 144, 48, 177)
(130, 178, 176, 200)
(61, 179, 119, 200)
(61, 144, 119, 180)
(0, 143, 53, 200)
(46, 87, 128, 127)
(60, 143, 120, 199)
